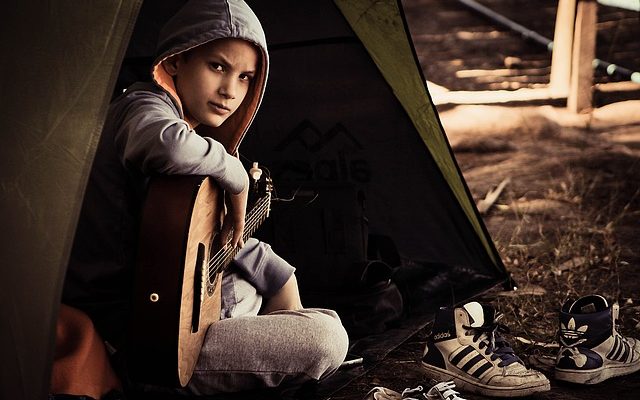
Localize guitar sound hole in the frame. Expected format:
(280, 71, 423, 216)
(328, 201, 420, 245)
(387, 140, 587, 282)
(191, 243, 205, 333)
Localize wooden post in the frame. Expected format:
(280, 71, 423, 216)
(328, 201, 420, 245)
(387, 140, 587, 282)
(549, 0, 576, 97)
(568, 0, 597, 113)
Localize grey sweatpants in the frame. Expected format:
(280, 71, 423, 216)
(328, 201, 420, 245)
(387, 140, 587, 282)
(187, 270, 349, 394)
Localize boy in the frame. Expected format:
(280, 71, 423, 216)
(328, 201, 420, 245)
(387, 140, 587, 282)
(62, 0, 348, 395)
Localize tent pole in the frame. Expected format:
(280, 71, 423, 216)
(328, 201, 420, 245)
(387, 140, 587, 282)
(455, 0, 552, 49)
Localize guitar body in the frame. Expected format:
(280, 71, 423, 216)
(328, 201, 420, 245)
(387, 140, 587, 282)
(128, 175, 224, 387)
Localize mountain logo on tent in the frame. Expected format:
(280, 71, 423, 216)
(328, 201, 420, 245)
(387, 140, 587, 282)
(270, 119, 370, 183)
(274, 120, 363, 153)
(271, 153, 371, 183)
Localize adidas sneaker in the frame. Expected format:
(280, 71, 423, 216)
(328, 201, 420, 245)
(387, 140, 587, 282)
(421, 301, 550, 397)
(555, 294, 640, 384)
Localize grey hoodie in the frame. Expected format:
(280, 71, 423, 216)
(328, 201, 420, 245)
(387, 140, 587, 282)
(63, 0, 293, 345)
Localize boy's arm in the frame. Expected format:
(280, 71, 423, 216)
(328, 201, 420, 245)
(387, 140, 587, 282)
(114, 92, 249, 195)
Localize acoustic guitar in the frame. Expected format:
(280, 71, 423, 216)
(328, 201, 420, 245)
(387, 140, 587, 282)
(127, 169, 272, 387)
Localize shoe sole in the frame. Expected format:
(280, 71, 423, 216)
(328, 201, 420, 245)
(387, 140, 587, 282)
(422, 362, 550, 398)
(555, 360, 640, 384)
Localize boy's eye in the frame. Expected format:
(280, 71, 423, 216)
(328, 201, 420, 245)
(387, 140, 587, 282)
(209, 62, 223, 71)
(239, 73, 253, 82)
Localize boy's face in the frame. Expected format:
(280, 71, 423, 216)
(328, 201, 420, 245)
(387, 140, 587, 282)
(166, 38, 259, 128)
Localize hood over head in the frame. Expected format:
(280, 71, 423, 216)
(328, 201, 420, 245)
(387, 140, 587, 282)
(152, 0, 268, 151)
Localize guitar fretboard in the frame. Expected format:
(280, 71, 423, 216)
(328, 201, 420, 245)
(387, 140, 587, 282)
(207, 193, 271, 280)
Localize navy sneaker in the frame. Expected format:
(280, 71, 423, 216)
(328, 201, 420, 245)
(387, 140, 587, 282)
(555, 294, 640, 384)
(421, 302, 550, 397)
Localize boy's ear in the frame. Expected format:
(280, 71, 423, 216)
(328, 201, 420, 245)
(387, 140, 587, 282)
(163, 54, 181, 76)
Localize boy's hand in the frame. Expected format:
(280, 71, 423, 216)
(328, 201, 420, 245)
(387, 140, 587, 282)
(220, 183, 248, 250)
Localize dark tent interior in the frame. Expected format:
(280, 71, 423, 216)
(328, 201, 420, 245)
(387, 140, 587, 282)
(0, 1, 510, 399)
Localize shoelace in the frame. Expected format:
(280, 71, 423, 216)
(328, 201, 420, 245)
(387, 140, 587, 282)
(401, 381, 467, 400)
(462, 319, 521, 367)
(427, 381, 466, 400)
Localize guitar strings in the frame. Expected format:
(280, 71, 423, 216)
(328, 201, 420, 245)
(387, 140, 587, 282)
(206, 195, 270, 280)
(207, 195, 268, 272)
(206, 197, 269, 278)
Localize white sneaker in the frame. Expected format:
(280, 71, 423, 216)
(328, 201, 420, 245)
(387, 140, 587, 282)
(421, 302, 550, 397)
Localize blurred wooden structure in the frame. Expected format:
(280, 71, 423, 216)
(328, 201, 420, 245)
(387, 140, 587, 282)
(549, 0, 576, 97)
(551, 0, 598, 113)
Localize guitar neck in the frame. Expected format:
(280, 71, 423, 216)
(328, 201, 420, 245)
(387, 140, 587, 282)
(210, 193, 271, 273)
(239, 193, 270, 245)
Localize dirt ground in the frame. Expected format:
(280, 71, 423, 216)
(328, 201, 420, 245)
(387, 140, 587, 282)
(330, 1, 640, 399)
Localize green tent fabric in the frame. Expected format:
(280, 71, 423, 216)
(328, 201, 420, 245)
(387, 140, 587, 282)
(335, 0, 499, 265)
(0, 2, 141, 399)
(0, 0, 509, 398)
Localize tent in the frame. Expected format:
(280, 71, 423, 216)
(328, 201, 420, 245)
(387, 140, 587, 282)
(0, 1, 509, 399)
(0, 2, 142, 399)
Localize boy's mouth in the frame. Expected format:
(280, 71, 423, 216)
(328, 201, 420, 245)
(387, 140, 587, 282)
(209, 101, 230, 114)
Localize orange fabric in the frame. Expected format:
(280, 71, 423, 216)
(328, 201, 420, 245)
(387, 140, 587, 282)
(50, 304, 122, 399)
(152, 62, 198, 129)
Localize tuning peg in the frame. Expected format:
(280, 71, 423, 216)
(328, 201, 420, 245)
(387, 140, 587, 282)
(249, 162, 262, 181)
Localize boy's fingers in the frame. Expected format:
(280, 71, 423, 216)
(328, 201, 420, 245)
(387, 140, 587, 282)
(219, 224, 231, 250)
(231, 232, 244, 249)
(231, 221, 245, 249)
(219, 214, 234, 250)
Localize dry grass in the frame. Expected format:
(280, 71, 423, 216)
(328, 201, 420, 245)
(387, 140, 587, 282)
(482, 166, 640, 367)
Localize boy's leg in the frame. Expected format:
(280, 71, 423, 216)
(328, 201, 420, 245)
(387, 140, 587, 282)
(260, 273, 303, 313)
(188, 308, 348, 395)
(188, 270, 349, 395)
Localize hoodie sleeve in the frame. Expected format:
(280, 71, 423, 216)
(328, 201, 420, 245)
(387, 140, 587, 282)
(114, 90, 249, 194)
(231, 238, 296, 297)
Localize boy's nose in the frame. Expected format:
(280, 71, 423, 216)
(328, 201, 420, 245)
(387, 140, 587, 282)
(219, 79, 236, 99)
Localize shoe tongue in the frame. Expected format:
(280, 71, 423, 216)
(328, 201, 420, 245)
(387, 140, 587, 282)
(568, 295, 609, 314)
(463, 302, 486, 327)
